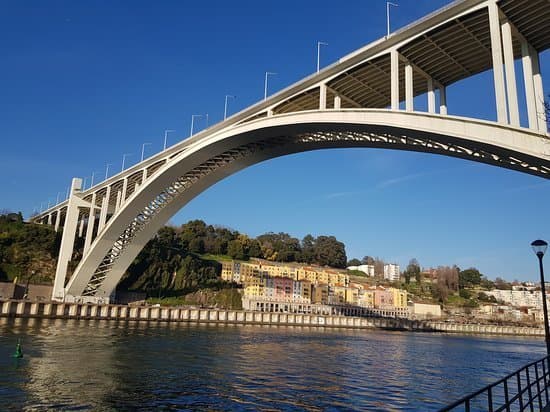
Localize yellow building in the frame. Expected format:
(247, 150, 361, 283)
(312, 284, 329, 304)
(359, 290, 375, 308)
(390, 288, 408, 308)
(221, 259, 349, 289)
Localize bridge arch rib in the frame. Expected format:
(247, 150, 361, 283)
(63, 110, 550, 300)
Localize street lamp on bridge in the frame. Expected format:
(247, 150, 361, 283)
(122, 153, 132, 171)
(141, 142, 151, 161)
(264, 71, 277, 100)
(190, 115, 203, 137)
(163, 129, 175, 150)
(224, 95, 235, 120)
(386, 2, 398, 38)
(317, 41, 328, 72)
(90, 171, 101, 188)
(532, 239, 550, 355)
(105, 163, 112, 180)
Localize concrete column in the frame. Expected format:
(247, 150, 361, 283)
(47, 213, 52, 225)
(439, 86, 447, 115)
(78, 217, 85, 238)
(427, 78, 436, 114)
(532, 51, 547, 133)
(83, 192, 97, 256)
(501, 20, 520, 126)
(334, 95, 341, 109)
(267, 109, 273, 117)
(98, 185, 111, 233)
(54, 209, 61, 232)
(319, 83, 327, 110)
(115, 190, 122, 212)
(405, 63, 413, 111)
(391, 50, 399, 110)
(488, 0, 508, 124)
(143, 168, 148, 181)
(522, 40, 538, 130)
(121, 178, 128, 205)
(53, 178, 83, 301)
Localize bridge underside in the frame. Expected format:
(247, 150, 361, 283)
(57, 111, 549, 302)
(29, 0, 550, 303)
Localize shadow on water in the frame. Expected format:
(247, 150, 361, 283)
(0, 318, 546, 411)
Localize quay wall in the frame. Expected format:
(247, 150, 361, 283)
(0, 299, 543, 336)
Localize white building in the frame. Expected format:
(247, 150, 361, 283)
(347, 264, 375, 277)
(485, 289, 550, 309)
(384, 264, 400, 282)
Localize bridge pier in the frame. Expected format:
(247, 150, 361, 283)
(52, 178, 85, 302)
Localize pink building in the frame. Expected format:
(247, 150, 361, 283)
(373, 287, 394, 309)
(274, 277, 293, 300)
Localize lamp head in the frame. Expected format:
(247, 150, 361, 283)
(532, 239, 548, 258)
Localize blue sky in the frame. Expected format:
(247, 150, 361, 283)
(1, 0, 549, 281)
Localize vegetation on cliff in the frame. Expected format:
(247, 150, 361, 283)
(0, 212, 59, 284)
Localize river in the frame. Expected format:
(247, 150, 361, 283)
(0, 318, 545, 411)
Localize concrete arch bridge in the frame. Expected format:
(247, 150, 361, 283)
(32, 0, 550, 303)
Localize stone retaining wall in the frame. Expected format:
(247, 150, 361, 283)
(0, 299, 543, 336)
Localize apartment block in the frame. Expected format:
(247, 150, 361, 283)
(383, 263, 400, 282)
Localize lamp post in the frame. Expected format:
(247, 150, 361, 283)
(317, 41, 328, 72)
(122, 153, 132, 171)
(190, 114, 202, 137)
(163, 129, 175, 150)
(224, 95, 235, 120)
(90, 171, 101, 187)
(141, 142, 151, 161)
(105, 163, 112, 180)
(386, 2, 398, 38)
(532, 239, 550, 355)
(264, 71, 277, 100)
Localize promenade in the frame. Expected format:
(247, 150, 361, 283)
(0, 299, 544, 336)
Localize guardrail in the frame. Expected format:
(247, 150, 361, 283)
(439, 355, 550, 412)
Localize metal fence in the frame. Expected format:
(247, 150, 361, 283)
(440, 356, 550, 412)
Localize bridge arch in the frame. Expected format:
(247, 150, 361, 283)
(62, 109, 550, 300)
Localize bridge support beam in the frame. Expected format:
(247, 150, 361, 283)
(52, 178, 83, 302)
(439, 86, 446, 114)
(405, 63, 413, 112)
(501, 19, 520, 127)
(532, 51, 547, 134)
(83, 193, 97, 256)
(428, 79, 436, 114)
(488, 1, 508, 124)
(98, 185, 111, 233)
(54, 209, 61, 232)
(522, 41, 547, 133)
(391, 50, 399, 110)
(319, 83, 327, 110)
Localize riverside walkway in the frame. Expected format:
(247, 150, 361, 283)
(0, 299, 544, 337)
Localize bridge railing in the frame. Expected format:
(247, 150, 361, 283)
(439, 355, 550, 412)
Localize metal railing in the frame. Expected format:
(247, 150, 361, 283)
(439, 356, 550, 412)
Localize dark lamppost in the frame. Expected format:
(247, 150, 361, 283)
(532, 239, 550, 355)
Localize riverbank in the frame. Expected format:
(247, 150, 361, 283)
(0, 299, 544, 336)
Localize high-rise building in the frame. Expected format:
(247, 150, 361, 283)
(383, 263, 400, 281)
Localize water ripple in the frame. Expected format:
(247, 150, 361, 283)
(0, 318, 546, 411)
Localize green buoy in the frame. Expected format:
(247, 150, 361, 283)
(13, 341, 23, 358)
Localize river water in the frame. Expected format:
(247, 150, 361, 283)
(0, 318, 545, 411)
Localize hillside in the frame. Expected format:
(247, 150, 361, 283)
(0, 213, 59, 284)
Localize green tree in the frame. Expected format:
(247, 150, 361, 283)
(347, 258, 362, 267)
(404, 258, 421, 284)
(361, 256, 375, 265)
(459, 268, 482, 289)
(301, 234, 316, 263)
(227, 239, 246, 260)
(313, 236, 347, 268)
